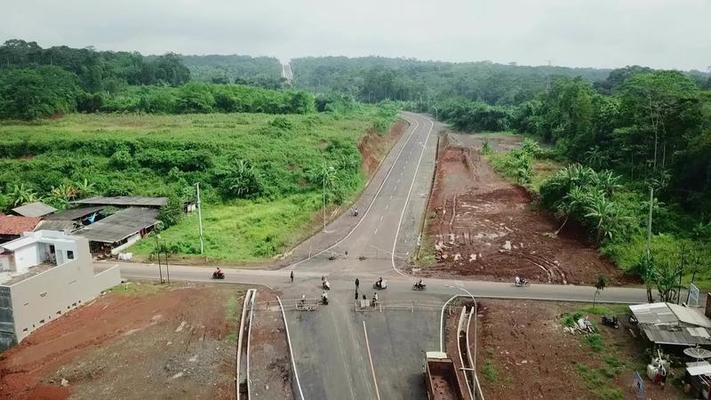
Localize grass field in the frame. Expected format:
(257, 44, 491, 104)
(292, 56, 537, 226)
(0, 106, 397, 263)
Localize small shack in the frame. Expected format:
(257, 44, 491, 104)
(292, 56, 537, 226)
(630, 303, 711, 347)
(74, 207, 160, 255)
(685, 361, 711, 399)
(10, 202, 57, 218)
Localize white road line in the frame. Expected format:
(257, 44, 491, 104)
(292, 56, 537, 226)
(289, 116, 421, 268)
(391, 116, 435, 276)
(276, 297, 305, 400)
(362, 321, 381, 400)
(379, 216, 384, 222)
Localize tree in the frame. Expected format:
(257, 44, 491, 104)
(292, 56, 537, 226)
(219, 160, 261, 199)
(8, 183, 38, 206)
(593, 275, 608, 310)
(584, 191, 621, 242)
(0, 66, 81, 119)
(158, 194, 183, 228)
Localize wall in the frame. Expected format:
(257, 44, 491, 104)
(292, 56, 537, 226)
(6, 237, 120, 344)
(13, 245, 39, 273)
(0, 286, 15, 351)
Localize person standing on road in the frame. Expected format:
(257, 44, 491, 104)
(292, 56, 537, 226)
(355, 278, 360, 290)
(290, 270, 294, 283)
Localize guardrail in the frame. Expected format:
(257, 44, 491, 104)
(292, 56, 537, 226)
(464, 305, 485, 400)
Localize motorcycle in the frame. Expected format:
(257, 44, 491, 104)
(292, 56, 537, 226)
(321, 293, 329, 305)
(601, 315, 619, 329)
(514, 279, 529, 287)
(322, 280, 331, 290)
(212, 270, 225, 280)
(413, 282, 426, 291)
(373, 279, 388, 290)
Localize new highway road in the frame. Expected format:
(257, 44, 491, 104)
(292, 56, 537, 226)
(115, 113, 650, 400)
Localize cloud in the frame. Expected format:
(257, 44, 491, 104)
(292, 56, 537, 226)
(1, 0, 709, 70)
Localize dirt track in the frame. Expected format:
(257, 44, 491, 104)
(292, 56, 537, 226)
(0, 283, 243, 400)
(420, 132, 628, 285)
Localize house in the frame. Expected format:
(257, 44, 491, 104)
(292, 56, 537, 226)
(34, 205, 106, 234)
(0, 215, 41, 243)
(0, 231, 121, 351)
(10, 202, 57, 218)
(629, 302, 711, 347)
(73, 207, 160, 255)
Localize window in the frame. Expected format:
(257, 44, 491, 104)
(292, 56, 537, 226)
(67, 250, 74, 260)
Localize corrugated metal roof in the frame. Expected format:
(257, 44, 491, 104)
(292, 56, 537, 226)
(72, 196, 167, 207)
(45, 206, 104, 221)
(11, 202, 57, 217)
(74, 207, 159, 244)
(629, 303, 678, 325)
(34, 220, 78, 233)
(641, 325, 711, 346)
(687, 361, 711, 376)
(669, 303, 711, 328)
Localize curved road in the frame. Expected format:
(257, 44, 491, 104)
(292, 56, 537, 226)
(115, 113, 649, 400)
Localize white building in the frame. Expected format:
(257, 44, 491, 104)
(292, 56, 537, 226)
(0, 231, 121, 351)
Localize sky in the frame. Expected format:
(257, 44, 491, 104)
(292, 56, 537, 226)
(1, 0, 710, 71)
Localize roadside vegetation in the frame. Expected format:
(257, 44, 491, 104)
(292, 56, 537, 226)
(430, 68, 711, 293)
(0, 105, 398, 262)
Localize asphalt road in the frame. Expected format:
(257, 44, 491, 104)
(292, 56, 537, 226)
(113, 113, 651, 400)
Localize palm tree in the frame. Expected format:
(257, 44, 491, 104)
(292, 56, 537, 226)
(47, 184, 79, 208)
(592, 170, 621, 195)
(554, 186, 588, 235)
(75, 178, 95, 197)
(9, 183, 38, 207)
(584, 194, 619, 242)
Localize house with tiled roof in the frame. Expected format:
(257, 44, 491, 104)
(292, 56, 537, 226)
(0, 214, 42, 243)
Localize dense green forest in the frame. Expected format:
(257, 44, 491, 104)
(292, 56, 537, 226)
(179, 54, 283, 88)
(0, 40, 307, 119)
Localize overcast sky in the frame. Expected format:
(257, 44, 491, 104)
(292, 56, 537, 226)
(1, 0, 710, 70)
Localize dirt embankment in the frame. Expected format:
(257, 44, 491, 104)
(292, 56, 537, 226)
(420, 133, 628, 285)
(0, 283, 243, 400)
(359, 120, 407, 179)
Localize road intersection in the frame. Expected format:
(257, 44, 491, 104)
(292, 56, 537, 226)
(115, 113, 649, 399)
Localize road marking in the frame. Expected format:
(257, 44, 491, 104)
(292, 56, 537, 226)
(362, 321, 381, 400)
(391, 116, 435, 276)
(289, 115, 422, 268)
(379, 216, 384, 222)
(276, 297, 305, 400)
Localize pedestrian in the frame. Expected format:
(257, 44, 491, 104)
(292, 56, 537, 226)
(290, 270, 294, 283)
(355, 278, 359, 289)
(362, 294, 366, 300)
(355, 290, 359, 300)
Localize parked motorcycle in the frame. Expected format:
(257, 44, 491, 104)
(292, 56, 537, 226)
(601, 315, 619, 329)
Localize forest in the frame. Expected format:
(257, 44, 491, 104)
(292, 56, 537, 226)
(0, 40, 301, 119)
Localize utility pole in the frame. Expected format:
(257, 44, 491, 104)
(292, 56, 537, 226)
(196, 182, 205, 255)
(646, 185, 654, 257)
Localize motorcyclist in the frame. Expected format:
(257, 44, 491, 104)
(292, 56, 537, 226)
(372, 292, 378, 307)
(321, 291, 329, 305)
(323, 279, 330, 290)
(377, 277, 383, 288)
(354, 207, 359, 217)
(515, 276, 521, 286)
(418, 279, 424, 288)
(214, 268, 223, 278)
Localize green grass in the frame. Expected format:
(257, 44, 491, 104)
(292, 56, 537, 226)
(576, 364, 625, 400)
(130, 193, 326, 263)
(0, 107, 397, 263)
(108, 281, 167, 296)
(481, 360, 499, 382)
(225, 292, 243, 343)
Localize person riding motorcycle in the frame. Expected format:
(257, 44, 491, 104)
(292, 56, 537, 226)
(321, 291, 329, 305)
